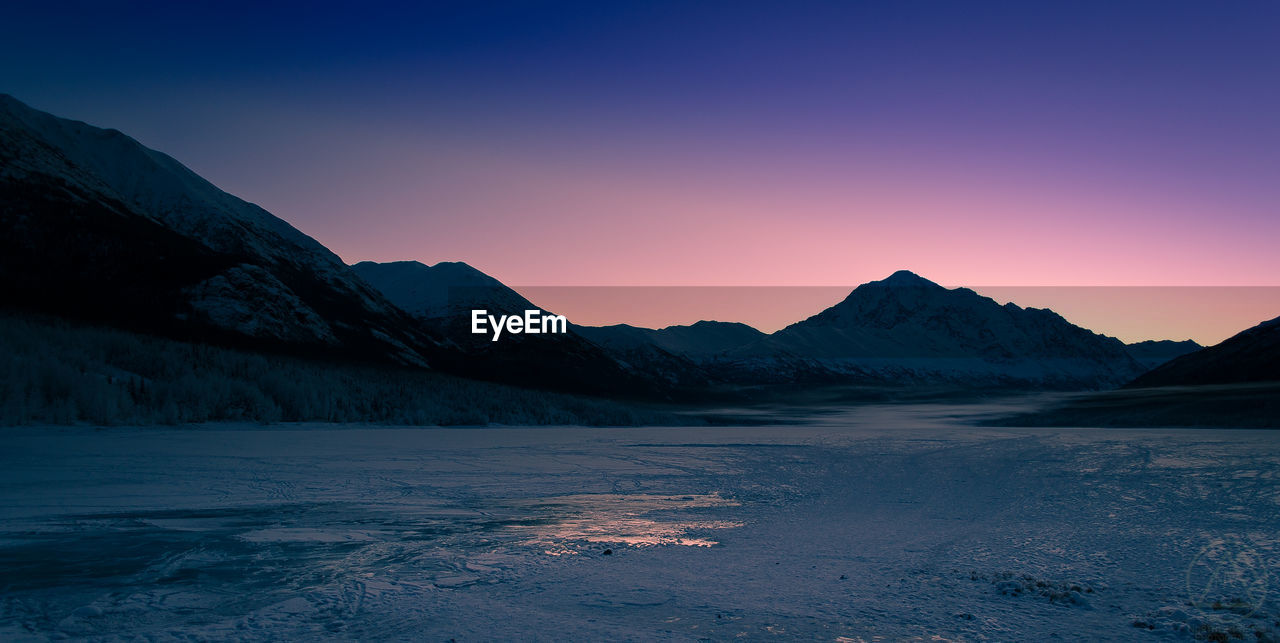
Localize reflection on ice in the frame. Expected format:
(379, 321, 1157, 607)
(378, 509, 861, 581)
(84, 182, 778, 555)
(12, 422, 1280, 640)
(503, 493, 742, 550)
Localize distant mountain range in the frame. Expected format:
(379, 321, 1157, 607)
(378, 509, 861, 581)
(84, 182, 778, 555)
(573, 271, 1154, 388)
(994, 319, 1278, 428)
(740, 271, 1149, 386)
(351, 260, 710, 396)
(1, 94, 1269, 405)
(360, 261, 1168, 389)
(1128, 316, 1279, 387)
(1124, 339, 1202, 370)
(0, 94, 673, 398)
(576, 321, 766, 357)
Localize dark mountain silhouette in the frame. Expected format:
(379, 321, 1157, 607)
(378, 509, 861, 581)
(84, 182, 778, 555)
(576, 321, 765, 357)
(0, 96, 703, 399)
(350, 260, 712, 397)
(993, 318, 1279, 428)
(1128, 316, 1280, 387)
(0, 94, 439, 367)
(351, 260, 535, 320)
(0, 94, 1183, 401)
(1124, 339, 1201, 370)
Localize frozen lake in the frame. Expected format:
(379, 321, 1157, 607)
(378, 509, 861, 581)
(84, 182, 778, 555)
(2, 404, 1278, 640)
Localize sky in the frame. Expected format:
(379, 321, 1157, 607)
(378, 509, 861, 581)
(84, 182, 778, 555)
(3, 1, 1278, 342)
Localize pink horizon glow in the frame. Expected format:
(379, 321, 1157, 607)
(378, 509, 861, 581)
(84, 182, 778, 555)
(513, 285, 1280, 347)
(11, 2, 1278, 350)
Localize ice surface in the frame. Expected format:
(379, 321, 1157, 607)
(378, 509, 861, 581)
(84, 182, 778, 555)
(1, 405, 1278, 640)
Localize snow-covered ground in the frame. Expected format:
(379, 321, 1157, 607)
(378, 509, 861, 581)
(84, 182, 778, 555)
(2, 404, 1278, 641)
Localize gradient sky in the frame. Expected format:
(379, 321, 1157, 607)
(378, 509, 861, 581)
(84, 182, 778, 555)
(3, 1, 1278, 340)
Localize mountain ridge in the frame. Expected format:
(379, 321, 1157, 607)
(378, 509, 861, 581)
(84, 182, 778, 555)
(572, 271, 1152, 389)
(0, 96, 703, 398)
(349, 259, 714, 398)
(351, 260, 535, 320)
(710, 271, 1144, 388)
(1127, 316, 1280, 387)
(1124, 339, 1202, 369)
(0, 94, 1219, 399)
(0, 94, 440, 366)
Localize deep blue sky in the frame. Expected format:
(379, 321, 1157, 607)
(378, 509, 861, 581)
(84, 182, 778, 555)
(3, 1, 1279, 293)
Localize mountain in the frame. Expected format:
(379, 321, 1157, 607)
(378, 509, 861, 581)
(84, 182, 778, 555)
(349, 260, 713, 398)
(576, 320, 765, 357)
(996, 319, 1279, 427)
(350, 260, 535, 320)
(1124, 339, 1201, 370)
(0, 96, 707, 399)
(575, 271, 1146, 389)
(0, 94, 439, 366)
(0, 95, 1158, 398)
(715, 271, 1145, 388)
(1128, 316, 1280, 387)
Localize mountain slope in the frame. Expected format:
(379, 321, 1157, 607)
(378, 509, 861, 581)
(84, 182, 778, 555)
(349, 260, 714, 398)
(723, 271, 1144, 388)
(577, 321, 765, 357)
(0, 94, 438, 365)
(1127, 316, 1280, 387)
(0, 95, 345, 275)
(0, 95, 1158, 397)
(351, 260, 535, 319)
(577, 272, 1146, 389)
(0, 96, 712, 399)
(1124, 339, 1201, 370)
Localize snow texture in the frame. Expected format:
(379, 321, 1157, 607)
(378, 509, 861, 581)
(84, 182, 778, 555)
(2, 405, 1278, 640)
(577, 272, 1150, 389)
(0, 95, 350, 287)
(183, 264, 338, 344)
(0, 94, 433, 365)
(743, 271, 1145, 387)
